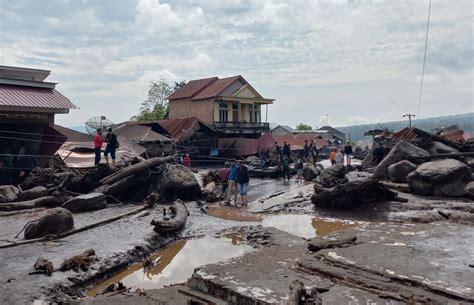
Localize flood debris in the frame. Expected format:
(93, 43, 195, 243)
(307, 236, 357, 252)
(150, 199, 189, 233)
(32, 257, 54, 276)
(288, 280, 322, 305)
(62, 193, 107, 213)
(311, 179, 399, 209)
(60, 249, 96, 272)
(24, 207, 74, 239)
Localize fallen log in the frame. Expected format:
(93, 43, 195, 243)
(150, 200, 188, 233)
(0, 196, 60, 212)
(410, 152, 474, 160)
(0, 205, 148, 249)
(99, 156, 174, 186)
(0, 208, 46, 217)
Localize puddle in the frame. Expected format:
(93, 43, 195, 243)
(262, 215, 357, 238)
(207, 204, 263, 222)
(87, 235, 254, 296)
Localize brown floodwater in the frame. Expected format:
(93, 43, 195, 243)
(87, 234, 254, 296)
(261, 215, 358, 238)
(207, 204, 263, 222)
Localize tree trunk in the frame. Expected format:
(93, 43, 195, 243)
(0, 196, 59, 211)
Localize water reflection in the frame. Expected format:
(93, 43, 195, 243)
(262, 215, 357, 238)
(207, 204, 263, 222)
(87, 235, 253, 296)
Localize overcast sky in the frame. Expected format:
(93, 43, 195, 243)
(1, 0, 472, 128)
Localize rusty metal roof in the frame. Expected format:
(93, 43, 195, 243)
(0, 84, 77, 110)
(192, 75, 246, 100)
(167, 77, 218, 100)
(54, 125, 93, 142)
(157, 117, 216, 141)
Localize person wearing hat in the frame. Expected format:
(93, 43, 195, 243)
(94, 128, 105, 166)
(226, 159, 238, 204)
(218, 161, 231, 199)
(104, 127, 118, 167)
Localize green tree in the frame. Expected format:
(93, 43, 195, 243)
(133, 79, 173, 121)
(296, 123, 312, 131)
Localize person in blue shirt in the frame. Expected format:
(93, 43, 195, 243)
(225, 159, 238, 204)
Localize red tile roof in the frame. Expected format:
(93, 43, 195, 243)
(167, 77, 218, 100)
(0, 84, 77, 110)
(192, 75, 246, 100)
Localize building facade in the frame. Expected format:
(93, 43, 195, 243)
(168, 75, 274, 137)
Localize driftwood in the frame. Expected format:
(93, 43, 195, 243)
(410, 151, 474, 160)
(150, 201, 188, 233)
(308, 236, 357, 252)
(0, 196, 59, 212)
(0, 205, 148, 249)
(99, 156, 174, 185)
(311, 180, 398, 209)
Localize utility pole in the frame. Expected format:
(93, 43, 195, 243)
(403, 114, 416, 128)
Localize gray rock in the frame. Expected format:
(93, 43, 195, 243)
(18, 186, 48, 201)
(302, 165, 321, 181)
(318, 164, 347, 187)
(0, 185, 20, 203)
(24, 207, 74, 239)
(407, 159, 471, 197)
(156, 164, 201, 200)
(245, 156, 262, 168)
(427, 141, 459, 155)
(465, 181, 474, 198)
(373, 141, 430, 179)
(62, 193, 107, 213)
(388, 160, 417, 183)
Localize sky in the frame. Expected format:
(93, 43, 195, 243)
(1, 0, 472, 128)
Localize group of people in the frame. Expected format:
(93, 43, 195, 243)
(93, 127, 118, 167)
(0, 142, 39, 185)
(217, 159, 250, 206)
(329, 143, 353, 166)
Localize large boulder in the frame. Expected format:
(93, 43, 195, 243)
(388, 160, 417, 183)
(62, 193, 107, 213)
(302, 165, 321, 181)
(465, 182, 474, 198)
(156, 164, 201, 200)
(18, 186, 48, 201)
(407, 159, 471, 197)
(318, 164, 347, 187)
(0, 185, 20, 203)
(245, 156, 262, 168)
(373, 141, 430, 179)
(427, 141, 459, 155)
(24, 208, 74, 239)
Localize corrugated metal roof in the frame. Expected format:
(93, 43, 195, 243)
(192, 75, 245, 100)
(114, 124, 174, 143)
(54, 125, 93, 142)
(0, 84, 77, 110)
(167, 77, 218, 100)
(157, 117, 201, 140)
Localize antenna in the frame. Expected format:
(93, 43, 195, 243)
(85, 116, 115, 135)
(403, 114, 416, 128)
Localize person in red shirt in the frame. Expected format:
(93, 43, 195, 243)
(94, 128, 105, 166)
(183, 154, 191, 168)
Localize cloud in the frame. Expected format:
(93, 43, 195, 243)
(0, 0, 472, 127)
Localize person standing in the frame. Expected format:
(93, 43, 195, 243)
(282, 141, 290, 157)
(329, 149, 337, 166)
(281, 154, 292, 181)
(236, 160, 249, 206)
(218, 161, 230, 199)
(183, 154, 191, 168)
(104, 127, 118, 167)
(226, 159, 238, 204)
(271, 142, 281, 163)
(94, 129, 104, 166)
(303, 140, 310, 159)
(295, 157, 304, 183)
(344, 142, 353, 166)
(336, 149, 344, 164)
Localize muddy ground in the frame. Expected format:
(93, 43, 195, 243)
(1, 169, 473, 304)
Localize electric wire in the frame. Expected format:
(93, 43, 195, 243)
(417, 0, 432, 116)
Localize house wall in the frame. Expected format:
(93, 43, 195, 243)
(169, 98, 214, 123)
(221, 79, 246, 96)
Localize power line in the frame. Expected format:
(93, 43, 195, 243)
(417, 0, 432, 116)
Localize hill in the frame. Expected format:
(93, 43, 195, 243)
(337, 112, 474, 142)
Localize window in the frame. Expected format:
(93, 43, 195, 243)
(219, 102, 228, 122)
(232, 104, 238, 110)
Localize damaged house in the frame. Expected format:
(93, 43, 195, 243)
(0, 65, 77, 167)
